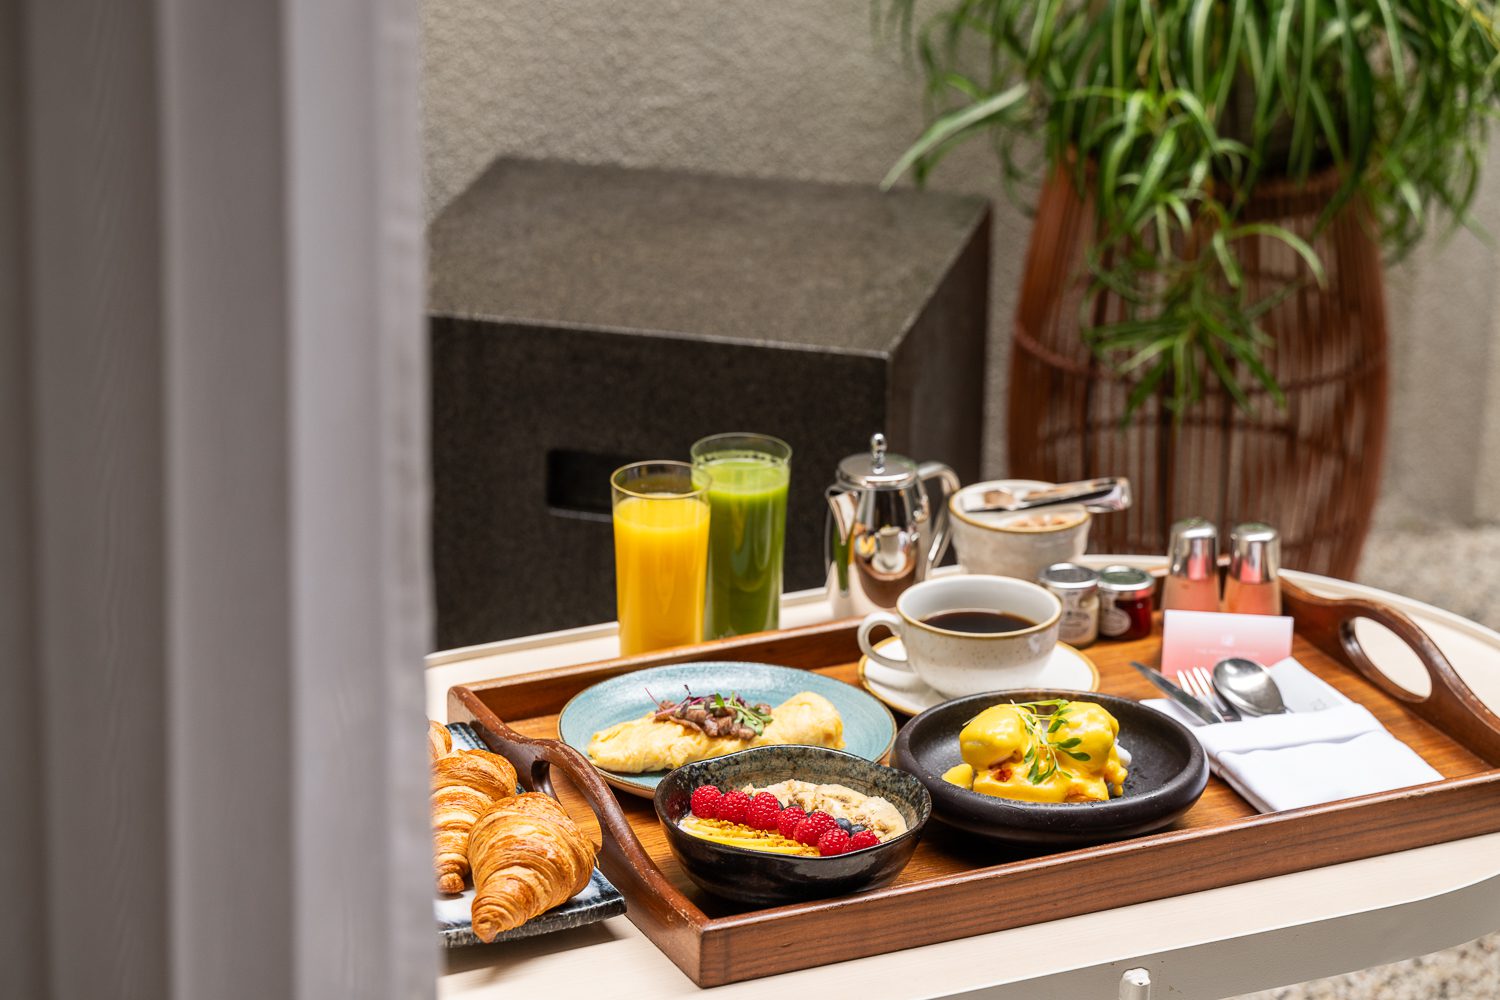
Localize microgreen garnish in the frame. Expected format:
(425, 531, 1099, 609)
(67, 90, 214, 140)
(1008, 700, 1091, 784)
(650, 686, 773, 735)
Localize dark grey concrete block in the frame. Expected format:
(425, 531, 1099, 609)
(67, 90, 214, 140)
(430, 158, 990, 649)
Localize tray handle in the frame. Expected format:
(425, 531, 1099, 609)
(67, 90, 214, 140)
(1283, 578, 1500, 765)
(447, 687, 708, 934)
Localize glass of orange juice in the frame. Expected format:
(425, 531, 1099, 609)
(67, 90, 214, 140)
(611, 461, 711, 656)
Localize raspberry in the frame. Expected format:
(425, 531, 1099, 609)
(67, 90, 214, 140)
(817, 827, 852, 856)
(744, 792, 782, 831)
(793, 810, 837, 846)
(848, 830, 880, 851)
(776, 806, 806, 840)
(690, 785, 722, 819)
(717, 789, 752, 825)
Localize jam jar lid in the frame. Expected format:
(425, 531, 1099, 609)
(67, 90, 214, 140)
(1098, 565, 1155, 598)
(1037, 562, 1099, 591)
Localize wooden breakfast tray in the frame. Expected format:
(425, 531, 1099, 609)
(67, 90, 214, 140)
(447, 580, 1500, 987)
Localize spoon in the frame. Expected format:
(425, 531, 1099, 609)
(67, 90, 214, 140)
(967, 477, 1132, 515)
(1212, 657, 1289, 717)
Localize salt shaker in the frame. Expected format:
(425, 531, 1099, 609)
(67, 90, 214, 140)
(1223, 522, 1282, 615)
(1162, 517, 1219, 613)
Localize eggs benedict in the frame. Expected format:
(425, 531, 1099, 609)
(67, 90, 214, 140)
(942, 700, 1129, 803)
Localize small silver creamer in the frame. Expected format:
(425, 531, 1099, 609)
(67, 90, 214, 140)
(824, 433, 960, 615)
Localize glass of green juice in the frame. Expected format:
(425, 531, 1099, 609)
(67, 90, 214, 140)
(690, 432, 792, 640)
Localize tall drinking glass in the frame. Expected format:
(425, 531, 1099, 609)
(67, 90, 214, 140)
(611, 461, 711, 656)
(690, 433, 791, 639)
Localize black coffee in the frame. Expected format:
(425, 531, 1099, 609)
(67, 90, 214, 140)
(923, 609, 1036, 634)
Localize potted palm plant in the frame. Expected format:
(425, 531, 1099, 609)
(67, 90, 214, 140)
(879, 0, 1500, 575)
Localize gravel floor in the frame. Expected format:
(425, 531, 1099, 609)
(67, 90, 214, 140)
(1229, 522, 1500, 999)
(1233, 934, 1499, 1000)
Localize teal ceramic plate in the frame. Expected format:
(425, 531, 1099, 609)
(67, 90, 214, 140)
(557, 661, 899, 797)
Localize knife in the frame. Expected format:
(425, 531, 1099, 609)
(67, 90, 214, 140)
(1129, 661, 1221, 726)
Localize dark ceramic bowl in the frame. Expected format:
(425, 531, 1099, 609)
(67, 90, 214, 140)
(654, 745, 931, 907)
(894, 688, 1207, 846)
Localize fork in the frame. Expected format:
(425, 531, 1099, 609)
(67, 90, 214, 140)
(1180, 665, 1239, 722)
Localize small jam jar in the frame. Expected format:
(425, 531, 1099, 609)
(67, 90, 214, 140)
(1097, 565, 1155, 641)
(1037, 562, 1099, 648)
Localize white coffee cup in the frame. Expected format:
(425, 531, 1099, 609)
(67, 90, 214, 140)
(949, 479, 1090, 582)
(857, 575, 1061, 698)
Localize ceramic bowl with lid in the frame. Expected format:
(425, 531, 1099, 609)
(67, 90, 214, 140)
(949, 479, 1091, 581)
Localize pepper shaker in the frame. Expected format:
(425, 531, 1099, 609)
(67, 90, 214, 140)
(1223, 522, 1282, 615)
(1162, 517, 1219, 613)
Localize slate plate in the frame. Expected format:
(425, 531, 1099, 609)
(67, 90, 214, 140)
(557, 661, 899, 797)
(893, 689, 1208, 846)
(436, 723, 625, 947)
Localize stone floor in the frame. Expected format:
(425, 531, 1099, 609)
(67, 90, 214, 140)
(1360, 521, 1500, 629)
(1230, 523, 1500, 999)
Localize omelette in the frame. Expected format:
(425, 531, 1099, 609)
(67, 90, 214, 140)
(586, 691, 845, 773)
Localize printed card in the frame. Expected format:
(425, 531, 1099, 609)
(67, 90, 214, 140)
(1160, 610, 1295, 679)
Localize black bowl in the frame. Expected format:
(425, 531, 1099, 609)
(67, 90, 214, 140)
(653, 745, 931, 907)
(893, 688, 1207, 846)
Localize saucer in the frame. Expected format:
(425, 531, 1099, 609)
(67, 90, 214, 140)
(857, 637, 1100, 716)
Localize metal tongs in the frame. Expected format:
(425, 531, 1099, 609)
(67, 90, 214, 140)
(964, 476, 1132, 515)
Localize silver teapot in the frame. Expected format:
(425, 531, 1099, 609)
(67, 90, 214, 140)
(824, 433, 960, 615)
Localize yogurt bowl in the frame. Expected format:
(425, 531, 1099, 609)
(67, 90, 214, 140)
(949, 479, 1090, 581)
(655, 745, 930, 906)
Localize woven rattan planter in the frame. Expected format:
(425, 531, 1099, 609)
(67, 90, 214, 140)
(1008, 167, 1387, 578)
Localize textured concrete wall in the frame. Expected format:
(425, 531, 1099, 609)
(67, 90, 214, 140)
(423, 0, 1500, 527)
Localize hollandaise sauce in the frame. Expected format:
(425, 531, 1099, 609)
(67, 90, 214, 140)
(943, 701, 1129, 803)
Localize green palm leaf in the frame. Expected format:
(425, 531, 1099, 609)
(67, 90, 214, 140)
(876, 0, 1500, 416)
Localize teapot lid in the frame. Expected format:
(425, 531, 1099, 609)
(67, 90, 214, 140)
(837, 433, 918, 489)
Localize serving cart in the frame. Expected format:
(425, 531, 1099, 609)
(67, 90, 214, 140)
(430, 559, 1500, 999)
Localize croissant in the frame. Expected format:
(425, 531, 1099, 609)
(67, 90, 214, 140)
(431, 749, 518, 894)
(428, 719, 454, 761)
(468, 798, 595, 942)
(500, 791, 572, 822)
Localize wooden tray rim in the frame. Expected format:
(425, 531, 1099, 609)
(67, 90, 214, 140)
(448, 579, 1500, 985)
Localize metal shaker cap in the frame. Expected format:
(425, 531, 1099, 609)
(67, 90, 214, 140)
(836, 432, 918, 490)
(1167, 517, 1219, 581)
(1229, 522, 1280, 584)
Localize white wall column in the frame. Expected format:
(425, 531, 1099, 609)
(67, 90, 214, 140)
(0, 0, 46, 994)
(4, 0, 434, 996)
(25, 1, 171, 994)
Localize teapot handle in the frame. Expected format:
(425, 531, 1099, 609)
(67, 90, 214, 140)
(918, 461, 961, 570)
(824, 485, 854, 598)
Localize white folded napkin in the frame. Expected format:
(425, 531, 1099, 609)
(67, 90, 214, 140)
(1144, 657, 1442, 813)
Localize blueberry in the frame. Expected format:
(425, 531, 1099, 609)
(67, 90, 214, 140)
(849, 824, 865, 834)
(835, 817, 852, 832)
